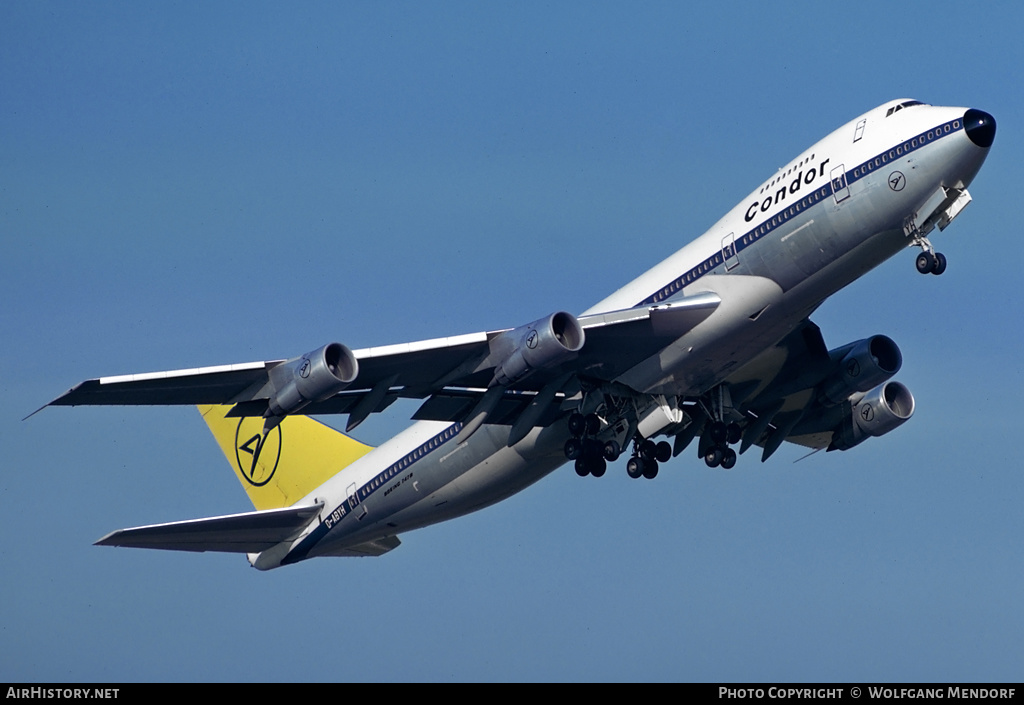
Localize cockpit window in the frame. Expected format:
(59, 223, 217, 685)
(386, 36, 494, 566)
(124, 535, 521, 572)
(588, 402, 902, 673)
(886, 100, 926, 117)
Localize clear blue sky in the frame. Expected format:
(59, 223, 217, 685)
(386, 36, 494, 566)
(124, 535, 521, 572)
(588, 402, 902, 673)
(3, 1, 1021, 682)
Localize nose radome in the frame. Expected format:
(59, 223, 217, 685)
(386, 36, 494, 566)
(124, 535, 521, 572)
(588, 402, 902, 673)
(964, 109, 996, 148)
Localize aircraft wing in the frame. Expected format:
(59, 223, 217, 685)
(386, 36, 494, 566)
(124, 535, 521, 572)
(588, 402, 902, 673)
(42, 292, 722, 431)
(94, 503, 323, 553)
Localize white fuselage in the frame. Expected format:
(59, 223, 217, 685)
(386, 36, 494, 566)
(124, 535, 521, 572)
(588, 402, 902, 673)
(259, 101, 991, 569)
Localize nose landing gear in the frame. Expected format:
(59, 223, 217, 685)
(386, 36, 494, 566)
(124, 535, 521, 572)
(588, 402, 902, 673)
(916, 250, 947, 275)
(913, 236, 947, 276)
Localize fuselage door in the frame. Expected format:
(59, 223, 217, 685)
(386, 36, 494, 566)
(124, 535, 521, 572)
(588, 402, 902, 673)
(347, 482, 367, 520)
(853, 119, 867, 143)
(830, 164, 850, 203)
(721, 232, 739, 271)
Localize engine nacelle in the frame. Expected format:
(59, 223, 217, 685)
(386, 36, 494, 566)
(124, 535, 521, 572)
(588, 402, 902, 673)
(266, 342, 359, 417)
(493, 311, 585, 386)
(829, 381, 915, 451)
(821, 335, 902, 404)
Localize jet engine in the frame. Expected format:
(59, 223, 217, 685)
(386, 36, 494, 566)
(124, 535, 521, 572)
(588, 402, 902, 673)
(829, 381, 915, 451)
(266, 342, 359, 417)
(821, 335, 902, 404)
(492, 311, 585, 386)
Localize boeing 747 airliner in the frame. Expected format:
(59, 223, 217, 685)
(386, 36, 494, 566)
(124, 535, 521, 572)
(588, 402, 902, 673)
(42, 99, 996, 568)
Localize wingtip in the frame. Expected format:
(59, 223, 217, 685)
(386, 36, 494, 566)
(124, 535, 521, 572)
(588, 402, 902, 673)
(25, 381, 92, 420)
(22, 396, 62, 421)
(94, 530, 122, 547)
(22, 404, 48, 422)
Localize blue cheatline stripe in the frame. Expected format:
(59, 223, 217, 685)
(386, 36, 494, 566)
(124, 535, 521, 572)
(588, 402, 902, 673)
(635, 117, 964, 308)
(281, 422, 463, 564)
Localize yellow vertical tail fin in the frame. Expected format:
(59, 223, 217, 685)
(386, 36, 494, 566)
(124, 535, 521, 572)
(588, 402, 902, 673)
(198, 405, 374, 510)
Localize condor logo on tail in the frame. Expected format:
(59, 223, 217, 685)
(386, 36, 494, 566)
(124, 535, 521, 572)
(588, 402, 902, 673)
(234, 417, 281, 486)
(197, 404, 375, 511)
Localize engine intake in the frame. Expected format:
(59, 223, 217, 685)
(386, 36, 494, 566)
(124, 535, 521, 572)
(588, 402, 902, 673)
(493, 312, 585, 386)
(266, 342, 359, 417)
(829, 381, 915, 451)
(821, 335, 902, 404)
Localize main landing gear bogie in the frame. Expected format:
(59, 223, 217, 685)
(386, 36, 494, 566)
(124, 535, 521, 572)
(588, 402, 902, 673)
(565, 413, 622, 477)
(703, 445, 737, 469)
(622, 438, 671, 480)
(702, 420, 740, 469)
(564, 409, 746, 478)
(565, 412, 667, 480)
(626, 455, 658, 480)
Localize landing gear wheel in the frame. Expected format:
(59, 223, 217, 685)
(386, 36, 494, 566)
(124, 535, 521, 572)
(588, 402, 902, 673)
(720, 448, 737, 470)
(564, 438, 583, 461)
(642, 459, 659, 479)
(626, 457, 643, 479)
(568, 413, 586, 437)
(708, 421, 728, 444)
(590, 458, 607, 478)
(584, 414, 601, 435)
(726, 422, 742, 445)
(655, 441, 672, 463)
(575, 458, 590, 476)
(603, 440, 621, 462)
(916, 251, 936, 274)
(639, 439, 658, 461)
(931, 252, 947, 275)
(705, 447, 723, 468)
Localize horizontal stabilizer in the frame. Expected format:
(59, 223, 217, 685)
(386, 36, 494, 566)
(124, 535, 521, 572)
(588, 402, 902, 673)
(95, 503, 322, 553)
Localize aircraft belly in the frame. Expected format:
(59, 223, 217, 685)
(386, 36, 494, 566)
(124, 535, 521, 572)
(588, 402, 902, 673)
(379, 435, 565, 534)
(307, 423, 567, 557)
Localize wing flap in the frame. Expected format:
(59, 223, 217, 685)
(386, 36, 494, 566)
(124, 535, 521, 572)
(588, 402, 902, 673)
(410, 387, 566, 425)
(95, 503, 322, 553)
